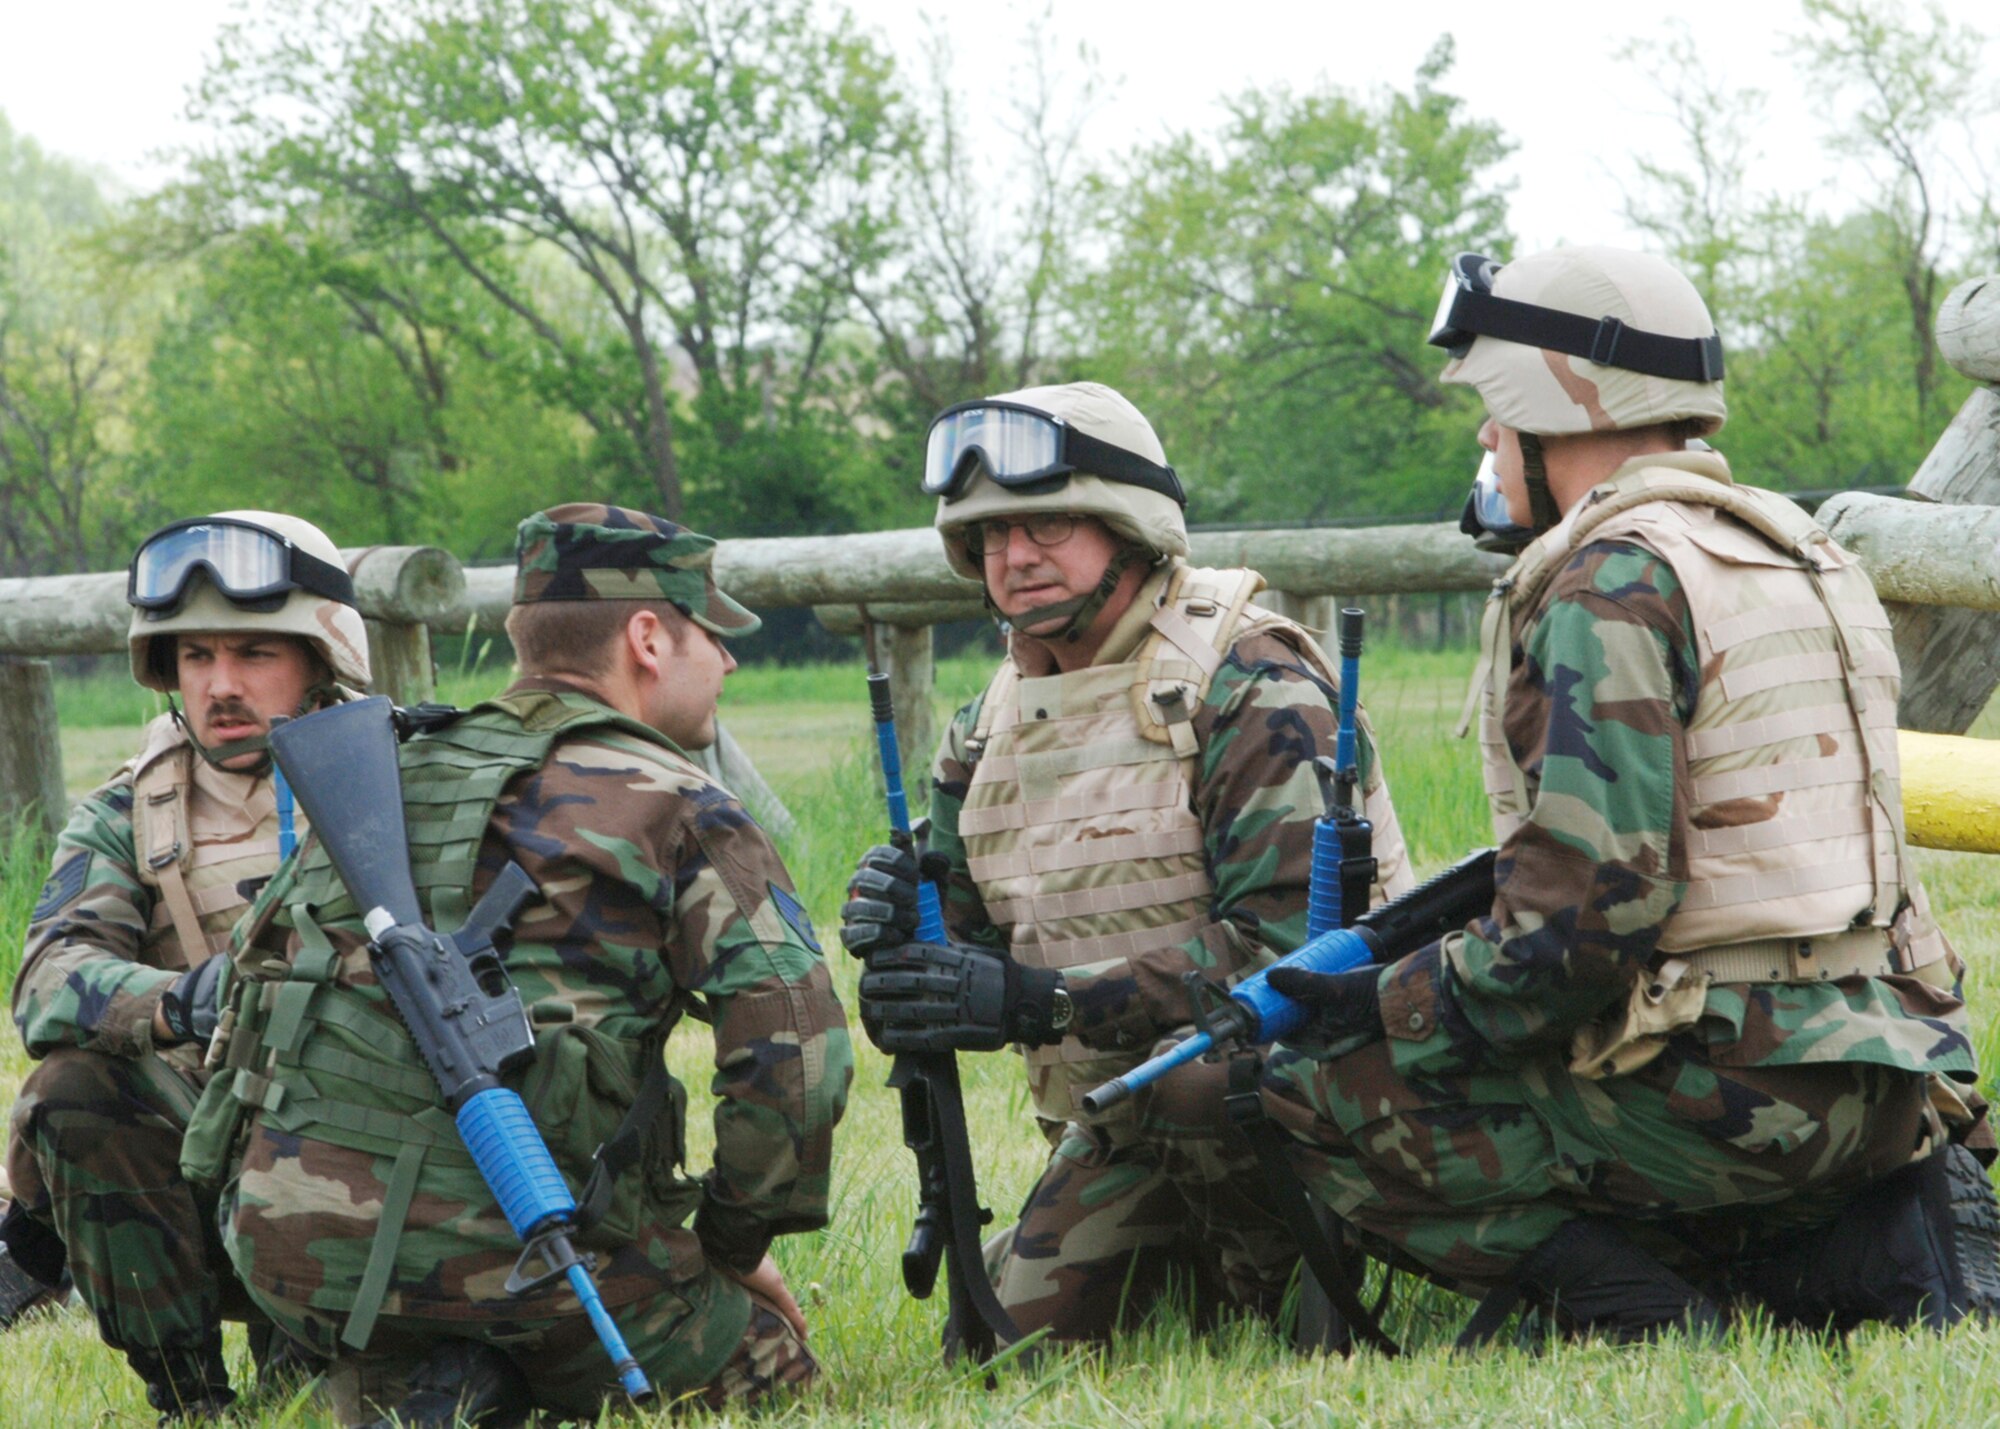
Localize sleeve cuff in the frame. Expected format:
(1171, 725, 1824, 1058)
(693, 1192, 775, 1276)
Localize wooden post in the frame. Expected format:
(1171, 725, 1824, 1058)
(363, 619, 436, 705)
(0, 656, 66, 841)
(1876, 275, 2000, 733)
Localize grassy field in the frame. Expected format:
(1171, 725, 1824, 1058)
(6, 642, 2000, 1426)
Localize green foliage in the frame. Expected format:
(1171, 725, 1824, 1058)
(0, 112, 146, 576)
(186, 0, 905, 530)
(1077, 39, 1513, 525)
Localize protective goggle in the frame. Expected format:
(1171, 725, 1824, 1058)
(1427, 251, 1725, 382)
(128, 517, 356, 613)
(923, 400, 1185, 507)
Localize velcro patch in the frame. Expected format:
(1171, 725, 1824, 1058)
(768, 881, 821, 954)
(31, 852, 89, 923)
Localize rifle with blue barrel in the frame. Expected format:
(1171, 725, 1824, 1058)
(865, 672, 1024, 1370)
(268, 696, 652, 1404)
(1080, 846, 1496, 1116)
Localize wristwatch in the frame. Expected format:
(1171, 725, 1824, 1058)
(1048, 983, 1074, 1036)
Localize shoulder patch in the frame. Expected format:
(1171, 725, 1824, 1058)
(31, 851, 89, 922)
(768, 881, 821, 954)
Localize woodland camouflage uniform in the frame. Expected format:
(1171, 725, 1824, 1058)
(1264, 247, 1986, 1311)
(918, 383, 1415, 1340)
(197, 505, 851, 1423)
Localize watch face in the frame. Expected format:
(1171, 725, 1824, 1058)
(1051, 987, 1074, 1031)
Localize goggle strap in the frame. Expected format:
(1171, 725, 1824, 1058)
(1061, 428, 1186, 507)
(1449, 288, 1724, 383)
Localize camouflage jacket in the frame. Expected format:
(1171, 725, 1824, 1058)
(224, 680, 850, 1306)
(931, 619, 1402, 1051)
(15, 715, 280, 1065)
(1381, 540, 1975, 1082)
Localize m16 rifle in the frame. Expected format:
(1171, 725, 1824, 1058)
(268, 696, 652, 1403)
(865, 672, 1023, 1370)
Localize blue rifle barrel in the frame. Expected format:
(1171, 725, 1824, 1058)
(1308, 609, 1366, 940)
(869, 673, 947, 942)
(457, 1085, 652, 1400)
(1078, 921, 1375, 1114)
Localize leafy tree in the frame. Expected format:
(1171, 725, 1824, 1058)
(0, 113, 143, 576)
(189, 0, 904, 523)
(1789, 0, 1992, 435)
(1075, 41, 1513, 525)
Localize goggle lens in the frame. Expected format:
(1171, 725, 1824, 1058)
(923, 405, 1064, 496)
(131, 523, 292, 607)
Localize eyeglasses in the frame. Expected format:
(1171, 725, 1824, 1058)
(129, 517, 356, 613)
(961, 514, 1080, 557)
(1427, 251, 1724, 380)
(923, 401, 1184, 507)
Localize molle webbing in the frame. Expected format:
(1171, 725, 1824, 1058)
(1469, 457, 1915, 951)
(238, 694, 657, 1346)
(132, 740, 283, 966)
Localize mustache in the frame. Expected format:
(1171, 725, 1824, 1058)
(202, 700, 263, 728)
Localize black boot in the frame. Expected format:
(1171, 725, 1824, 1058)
(1459, 1219, 1724, 1348)
(128, 1334, 236, 1424)
(245, 1320, 327, 1401)
(0, 1246, 68, 1329)
(357, 1339, 531, 1429)
(1736, 1144, 2000, 1331)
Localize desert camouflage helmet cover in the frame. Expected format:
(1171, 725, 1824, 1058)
(513, 503, 761, 636)
(934, 381, 1190, 580)
(1441, 245, 1728, 438)
(128, 510, 371, 692)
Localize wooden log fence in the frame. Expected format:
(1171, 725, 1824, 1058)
(3, 273, 1999, 843)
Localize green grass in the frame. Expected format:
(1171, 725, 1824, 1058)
(9, 643, 2000, 1425)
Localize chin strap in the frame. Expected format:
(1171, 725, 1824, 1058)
(171, 683, 342, 774)
(1519, 433, 1562, 534)
(989, 543, 1148, 644)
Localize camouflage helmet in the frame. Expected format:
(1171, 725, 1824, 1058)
(1438, 245, 1727, 438)
(931, 382, 1190, 580)
(127, 510, 371, 692)
(512, 503, 761, 636)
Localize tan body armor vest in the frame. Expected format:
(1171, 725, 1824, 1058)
(127, 714, 296, 971)
(960, 563, 1410, 1129)
(1468, 452, 1948, 981)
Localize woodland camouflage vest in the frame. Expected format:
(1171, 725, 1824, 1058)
(193, 692, 700, 1349)
(962, 563, 1410, 1130)
(1468, 451, 1947, 972)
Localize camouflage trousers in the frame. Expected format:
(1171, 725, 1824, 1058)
(5, 1047, 260, 1355)
(248, 1260, 813, 1424)
(1261, 1023, 1936, 1293)
(988, 1041, 1299, 1341)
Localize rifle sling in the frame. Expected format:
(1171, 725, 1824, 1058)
(574, 1039, 673, 1236)
(1223, 1055, 1400, 1357)
(904, 1051, 1026, 1365)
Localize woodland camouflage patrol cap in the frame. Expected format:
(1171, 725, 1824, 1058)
(512, 503, 762, 636)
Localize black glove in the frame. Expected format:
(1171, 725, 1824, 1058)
(158, 955, 226, 1047)
(1266, 962, 1382, 1055)
(859, 942, 1063, 1054)
(841, 843, 920, 959)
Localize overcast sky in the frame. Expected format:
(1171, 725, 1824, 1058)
(4, 0, 1995, 249)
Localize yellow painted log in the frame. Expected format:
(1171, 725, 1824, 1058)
(1900, 730, 2000, 854)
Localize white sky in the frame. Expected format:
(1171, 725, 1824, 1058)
(1, 0, 1994, 247)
